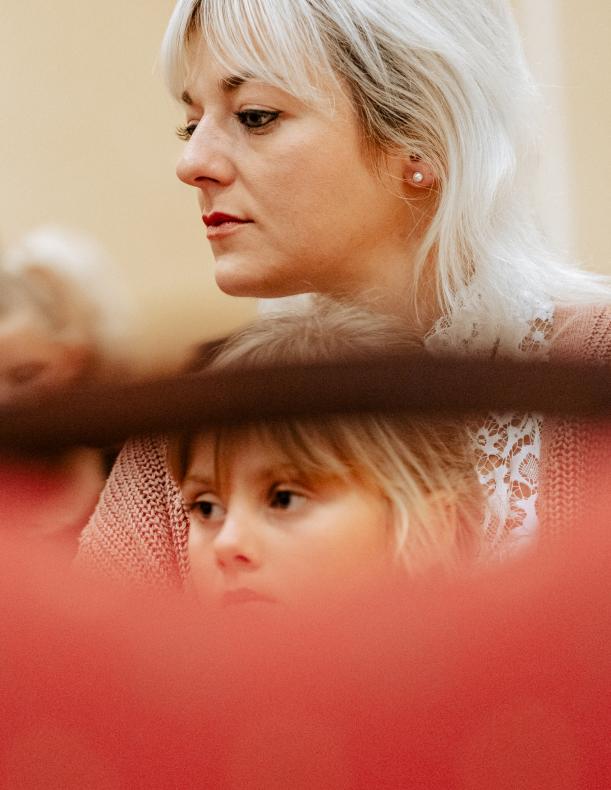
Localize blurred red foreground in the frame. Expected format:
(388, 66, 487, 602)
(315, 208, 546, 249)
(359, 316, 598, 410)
(0, 500, 609, 790)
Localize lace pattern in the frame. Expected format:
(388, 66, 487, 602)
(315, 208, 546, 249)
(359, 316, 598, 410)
(471, 411, 542, 556)
(426, 303, 554, 557)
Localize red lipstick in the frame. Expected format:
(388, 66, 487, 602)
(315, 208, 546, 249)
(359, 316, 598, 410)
(202, 212, 253, 240)
(203, 212, 248, 227)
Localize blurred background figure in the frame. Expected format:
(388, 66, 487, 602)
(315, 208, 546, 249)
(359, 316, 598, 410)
(0, 226, 134, 559)
(0, 225, 133, 400)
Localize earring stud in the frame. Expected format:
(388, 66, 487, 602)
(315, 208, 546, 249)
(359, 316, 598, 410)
(412, 171, 424, 184)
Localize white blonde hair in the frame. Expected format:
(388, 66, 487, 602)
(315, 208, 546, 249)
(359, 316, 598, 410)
(169, 298, 483, 574)
(161, 0, 610, 353)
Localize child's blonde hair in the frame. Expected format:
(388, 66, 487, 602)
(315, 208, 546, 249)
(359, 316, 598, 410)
(169, 298, 483, 574)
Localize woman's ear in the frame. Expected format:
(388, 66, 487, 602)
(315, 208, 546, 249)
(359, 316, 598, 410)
(403, 155, 436, 189)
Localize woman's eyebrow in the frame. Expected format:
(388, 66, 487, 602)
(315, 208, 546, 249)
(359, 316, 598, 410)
(181, 74, 254, 106)
(219, 73, 252, 92)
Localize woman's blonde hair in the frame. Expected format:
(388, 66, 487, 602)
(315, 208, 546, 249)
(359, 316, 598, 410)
(168, 299, 483, 574)
(1, 226, 133, 375)
(162, 0, 609, 353)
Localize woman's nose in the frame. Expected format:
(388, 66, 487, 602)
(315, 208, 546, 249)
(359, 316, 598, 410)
(175, 122, 236, 189)
(213, 513, 262, 571)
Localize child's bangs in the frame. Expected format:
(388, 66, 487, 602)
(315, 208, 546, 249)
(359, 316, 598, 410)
(210, 418, 355, 495)
(162, 0, 335, 108)
(262, 419, 357, 482)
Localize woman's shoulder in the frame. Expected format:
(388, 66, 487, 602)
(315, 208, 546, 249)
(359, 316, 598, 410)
(549, 303, 611, 362)
(539, 304, 611, 542)
(75, 433, 184, 587)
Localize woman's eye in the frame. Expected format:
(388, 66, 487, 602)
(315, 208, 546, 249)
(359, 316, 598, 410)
(269, 488, 306, 511)
(6, 362, 47, 386)
(188, 497, 225, 523)
(235, 109, 280, 131)
(176, 122, 198, 141)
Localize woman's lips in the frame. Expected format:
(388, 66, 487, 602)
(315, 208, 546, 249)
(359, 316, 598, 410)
(221, 588, 276, 607)
(202, 212, 253, 240)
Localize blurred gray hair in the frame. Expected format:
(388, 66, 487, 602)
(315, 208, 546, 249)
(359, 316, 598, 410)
(2, 226, 132, 365)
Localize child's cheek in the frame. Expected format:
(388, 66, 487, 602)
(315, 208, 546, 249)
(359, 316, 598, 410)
(187, 527, 219, 599)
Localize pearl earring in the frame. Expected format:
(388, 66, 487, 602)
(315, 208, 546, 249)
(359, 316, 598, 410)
(412, 171, 424, 184)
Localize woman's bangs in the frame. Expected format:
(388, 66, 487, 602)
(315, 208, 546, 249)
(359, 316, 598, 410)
(165, 0, 334, 107)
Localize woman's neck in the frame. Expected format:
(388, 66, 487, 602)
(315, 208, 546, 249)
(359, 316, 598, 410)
(324, 255, 440, 338)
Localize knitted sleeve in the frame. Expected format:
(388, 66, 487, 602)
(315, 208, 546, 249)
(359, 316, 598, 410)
(76, 435, 187, 588)
(539, 304, 611, 540)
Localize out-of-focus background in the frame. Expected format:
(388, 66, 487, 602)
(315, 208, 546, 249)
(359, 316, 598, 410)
(1, 1, 609, 372)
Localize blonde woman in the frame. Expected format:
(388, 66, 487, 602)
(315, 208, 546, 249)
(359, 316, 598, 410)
(78, 0, 610, 586)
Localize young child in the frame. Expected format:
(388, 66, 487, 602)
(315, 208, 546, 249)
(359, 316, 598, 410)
(168, 299, 483, 609)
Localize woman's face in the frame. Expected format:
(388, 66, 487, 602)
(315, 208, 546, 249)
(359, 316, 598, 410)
(181, 431, 393, 610)
(0, 311, 89, 404)
(176, 37, 422, 301)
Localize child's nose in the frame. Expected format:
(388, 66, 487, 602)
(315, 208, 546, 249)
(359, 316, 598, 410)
(213, 514, 262, 570)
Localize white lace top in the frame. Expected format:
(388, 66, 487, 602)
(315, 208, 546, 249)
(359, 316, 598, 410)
(426, 304, 554, 557)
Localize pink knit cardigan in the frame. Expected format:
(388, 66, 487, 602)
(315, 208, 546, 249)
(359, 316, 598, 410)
(539, 304, 611, 540)
(77, 305, 611, 588)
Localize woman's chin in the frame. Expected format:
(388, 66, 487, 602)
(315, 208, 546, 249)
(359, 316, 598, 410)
(213, 260, 301, 300)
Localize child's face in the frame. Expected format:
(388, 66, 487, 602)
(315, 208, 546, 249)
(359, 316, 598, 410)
(181, 431, 393, 610)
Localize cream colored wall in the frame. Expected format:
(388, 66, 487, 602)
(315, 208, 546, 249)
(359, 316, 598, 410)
(514, 0, 610, 274)
(557, 0, 611, 274)
(1, 3, 608, 373)
(0, 1, 256, 372)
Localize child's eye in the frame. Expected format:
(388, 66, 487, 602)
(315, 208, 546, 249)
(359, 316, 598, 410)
(269, 488, 306, 511)
(187, 496, 225, 523)
(176, 122, 198, 141)
(235, 109, 280, 131)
